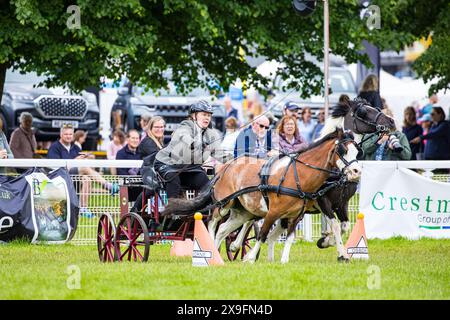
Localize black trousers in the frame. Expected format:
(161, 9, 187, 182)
(154, 161, 209, 199)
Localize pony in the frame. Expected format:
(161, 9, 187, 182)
(162, 128, 362, 262)
(218, 98, 396, 263)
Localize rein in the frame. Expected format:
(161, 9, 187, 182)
(200, 136, 356, 214)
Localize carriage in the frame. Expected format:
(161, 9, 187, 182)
(96, 176, 259, 263)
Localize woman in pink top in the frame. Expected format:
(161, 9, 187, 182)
(107, 129, 126, 174)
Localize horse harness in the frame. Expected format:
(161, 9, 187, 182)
(208, 137, 360, 212)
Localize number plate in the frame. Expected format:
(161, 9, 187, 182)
(52, 120, 79, 128)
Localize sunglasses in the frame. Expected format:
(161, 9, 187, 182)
(258, 124, 270, 130)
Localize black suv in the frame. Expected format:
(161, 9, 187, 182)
(1, 69, 100, 149)
(111, 84, 226, 141)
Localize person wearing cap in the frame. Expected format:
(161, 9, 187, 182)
(154, 100, 230, 199)
(283, 101, 301, 119)
(417, 113, 432, 148)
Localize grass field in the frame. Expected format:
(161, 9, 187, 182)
(0, 238, 449, 300)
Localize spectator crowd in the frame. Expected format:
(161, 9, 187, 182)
(0, 74, 449, 196)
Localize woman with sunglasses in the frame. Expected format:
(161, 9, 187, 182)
(410, 106, 450, 160)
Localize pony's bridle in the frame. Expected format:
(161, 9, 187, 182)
(351, 102, 389, 134)
(293, 137, 360, 176)
(332, 138, 361, 168)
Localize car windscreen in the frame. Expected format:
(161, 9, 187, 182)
(274, 68, 356, 94)
(5, 69, 47, 85)
(133, 82, 214, 97)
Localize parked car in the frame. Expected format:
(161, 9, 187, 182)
(1, 69, 100, 150)
(110, 82, 226, 142)
(268, 66, 357, 120)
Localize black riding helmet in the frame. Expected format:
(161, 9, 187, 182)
(189, 100, 214, 114)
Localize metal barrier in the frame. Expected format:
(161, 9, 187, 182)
(0, 159, 448, 245)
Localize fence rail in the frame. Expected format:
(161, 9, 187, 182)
(1, 160, 449, 245)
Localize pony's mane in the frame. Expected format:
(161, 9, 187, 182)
(331, 103, 350, 118)
(300, 129, 341, 154)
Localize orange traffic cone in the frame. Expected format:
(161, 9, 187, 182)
(345, 213, 369, 260)
(170, 239, 194, 257)
(192, 212, 224, 267)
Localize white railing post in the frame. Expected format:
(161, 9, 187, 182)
(303, 214, 313, 242)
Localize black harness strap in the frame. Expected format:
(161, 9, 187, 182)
(259, 155, 280, 209)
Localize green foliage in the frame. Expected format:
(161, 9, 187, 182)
(372, 0, 450, 94)
(0, 0, 448, 97)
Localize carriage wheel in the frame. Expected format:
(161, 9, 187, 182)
(225, 222, 260, 261)
(114, 212, 150, 262)
(97, 213, 116, 262)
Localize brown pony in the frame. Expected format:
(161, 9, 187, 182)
(162, 128, 361, 262)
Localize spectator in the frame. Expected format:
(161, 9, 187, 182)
(138, 116, 166, 163)
(10, 112, 37, 159)
(312, 109, 326, 141)
(420, 94, 438, 116)
(0, 116, 14, 174)
(47, 125, 119, 194)
(73, 130, 88, 151)
(139, 113, 152, 141)
(132, 117, 166, 214)
(250, 100, 264, 118)
(361, 130, 411, 161)
(275, 116, 308, 154)
(283, 101, 301, 120)
(220, 117, 240, 156)
(116, 130, 141, 176)
(418, 113, 432, 147)
(298, 107, 317, 143)
(234, 115, 272, 158)
(224, 96, 239, 121)
(358, 74, 383, 110)
(411, 107, 450, 160)
(402, 106, 423, 160)
(107, 129, 126, 175)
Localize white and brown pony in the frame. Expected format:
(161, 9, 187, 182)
(216, 98, 396, 263)
(162, 128, 362, 262)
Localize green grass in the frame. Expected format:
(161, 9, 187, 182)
(0, 238, 449, 300)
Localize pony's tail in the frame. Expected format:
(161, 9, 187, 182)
(161, 189, 213, 217)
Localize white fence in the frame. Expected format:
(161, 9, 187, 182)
(0, 159, 448, 245)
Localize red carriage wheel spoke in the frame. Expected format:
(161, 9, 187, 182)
(119, 225, 132, 241)
(98, 234, 107, 243)
(130, 230, 143, 244)
(120, 245, 131, 260)
(132, 247, 144, 261)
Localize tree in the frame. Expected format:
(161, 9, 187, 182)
(0, 0, 444, 102)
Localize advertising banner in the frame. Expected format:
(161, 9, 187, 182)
(359, 163, 450, 239)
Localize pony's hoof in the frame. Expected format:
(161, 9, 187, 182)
(337, 256, 350, 263)
(316, 237, 327, 249)
(229, 243, 239, 252)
